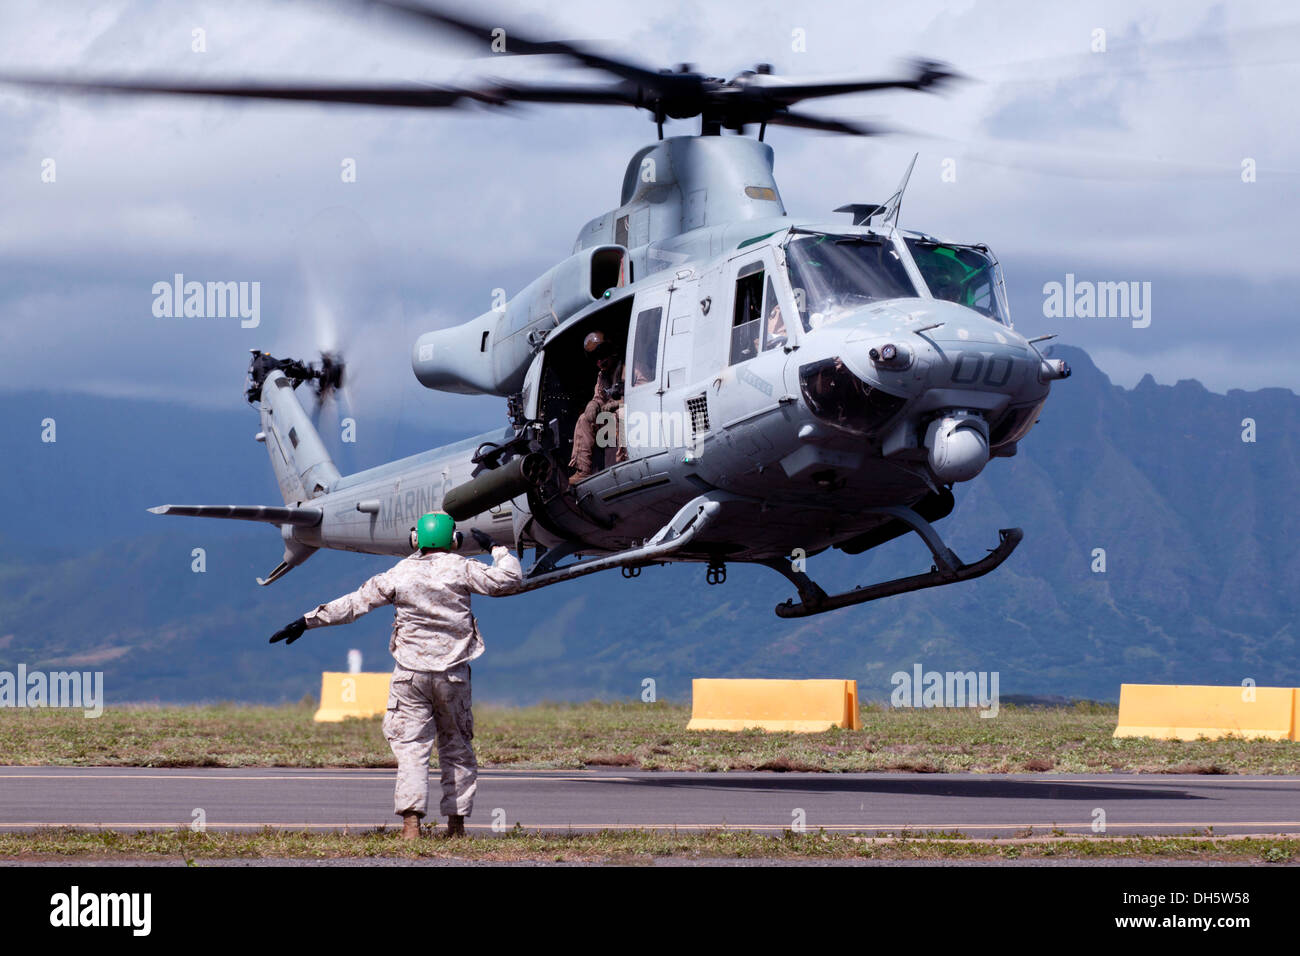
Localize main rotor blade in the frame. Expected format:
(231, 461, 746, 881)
(354, 0, 675, 90)
(0, 73, 477, 108)
(480, 80, 642, 107)
(746, 59, 964, 105)
(0, 70, 650, 115)
(0, 5, 962, 135)
(766, 110, 889, 136)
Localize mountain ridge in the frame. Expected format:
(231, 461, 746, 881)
(1, 344, 1295, 704)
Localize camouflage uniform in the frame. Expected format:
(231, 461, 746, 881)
(383, 663, 477, 817)
(569, 360, 627, 478)
(303, 546, 522, 818)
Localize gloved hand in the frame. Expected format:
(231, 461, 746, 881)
(470, 528, 493, 551)
(269, 617, 308, 646)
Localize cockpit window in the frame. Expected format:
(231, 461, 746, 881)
(761, 276, 786, 352)
(784, 233, 916, 332)
(905, 238, 1011, 326)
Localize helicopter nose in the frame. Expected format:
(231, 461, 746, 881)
(840, 301, 1047, 486)
(923, 313, 1018, 348)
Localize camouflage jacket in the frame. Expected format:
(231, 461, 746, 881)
(303, 547, 523, 672)
(593, 361, 625, 405)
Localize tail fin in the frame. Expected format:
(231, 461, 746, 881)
(146, 353, 337, 586)
(256, 368, 341, 504)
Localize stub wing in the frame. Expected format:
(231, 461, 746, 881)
(146, 504, 322, 527)
(147, 504, 322, 585)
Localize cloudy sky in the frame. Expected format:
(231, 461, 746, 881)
(1, 0, 1297, 438)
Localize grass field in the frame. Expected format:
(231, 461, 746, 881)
(0, 828, 1296, 864)
(3, 700, 1300, 774)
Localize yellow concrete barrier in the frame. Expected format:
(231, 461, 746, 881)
(687, 678, 861, 732)
(313, 672, 392, 722)
(1113, 683, 1298, 741)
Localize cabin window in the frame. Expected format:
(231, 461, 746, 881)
(729, 261, 765, 365)
(630, 307, 662, 387)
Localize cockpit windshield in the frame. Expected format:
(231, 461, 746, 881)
(904, 238, 1011, 326)
(784, 233, 917, 332)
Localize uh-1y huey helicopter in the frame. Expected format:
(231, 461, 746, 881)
(7, 2, 1070, 617)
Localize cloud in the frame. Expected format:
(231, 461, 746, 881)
(0, 0, 1296, 419)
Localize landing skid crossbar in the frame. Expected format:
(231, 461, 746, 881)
(768, 509, 1023, 618)
(514, 493, 731, 593)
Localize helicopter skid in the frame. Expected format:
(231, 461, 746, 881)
(772, 524, 1023, 619)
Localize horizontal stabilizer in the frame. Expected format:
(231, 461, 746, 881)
(148, 504, 323, 527)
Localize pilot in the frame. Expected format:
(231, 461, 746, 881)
(568, 330, 626, 486)
(268, 511, 522, 840)
(929, 273, 964, 304)
(763, 299, 787, 351)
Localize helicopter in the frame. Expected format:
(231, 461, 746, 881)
(5, 2, 1071, 617)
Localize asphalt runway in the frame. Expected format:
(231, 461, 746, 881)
(2, 768, 1299, 837)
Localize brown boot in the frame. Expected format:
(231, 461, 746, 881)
(400, 811, 422, 841)
(444, 814, 466, 838)
(568, 471, 590, 487)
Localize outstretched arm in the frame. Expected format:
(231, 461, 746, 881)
(463, 546, 523, 596)
(304, 571, 396, 628)
(270, 570, 396, 646)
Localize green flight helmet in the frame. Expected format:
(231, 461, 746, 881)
(413, 511, 456, 550)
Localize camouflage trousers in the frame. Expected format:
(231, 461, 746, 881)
(569, 398, 626, 475)
(382, 662, 476, 818)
